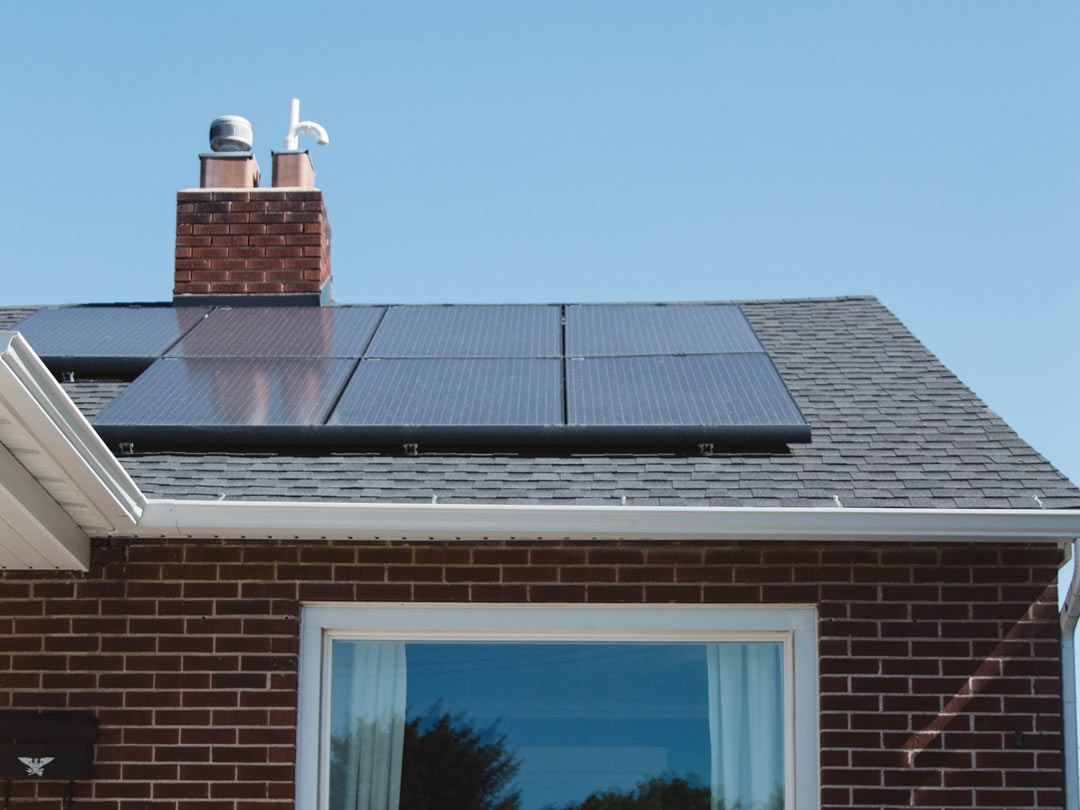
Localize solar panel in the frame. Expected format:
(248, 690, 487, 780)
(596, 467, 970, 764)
(329, 358, 563, 426)
(566, 354, 808, 440)
(78, 302, 810, 452)
(93, 356, 354, 430)
(13, 306, 209, 375)
(565, 304, 763, 357)
(365, 305, 562, 358)
(168, 306, 384, 358)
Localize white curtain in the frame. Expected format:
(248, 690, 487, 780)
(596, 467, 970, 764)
(343, 642, 407, 810)
(706, 643, 783, 810)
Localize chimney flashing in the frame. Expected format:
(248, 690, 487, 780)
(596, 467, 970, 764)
(173, 286, 332, 307)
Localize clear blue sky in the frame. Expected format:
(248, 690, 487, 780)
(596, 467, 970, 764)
(1, 1, 1076, 488)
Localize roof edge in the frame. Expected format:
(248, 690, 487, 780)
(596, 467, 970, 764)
(131, 499, 1080, 544)
(0, 332, 145, 555)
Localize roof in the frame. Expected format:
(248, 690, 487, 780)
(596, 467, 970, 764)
(5, 296, 1077, 510)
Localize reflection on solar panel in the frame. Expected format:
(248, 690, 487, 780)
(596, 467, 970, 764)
(169, 306, 385, 357)
(565, 304, 762, 356)
(330, 358, 563, 426)
(566, 355, 809, 442)
(93, 357, 355, 438)
(13, 306, 209, 376)
(365, 306, 562, 358)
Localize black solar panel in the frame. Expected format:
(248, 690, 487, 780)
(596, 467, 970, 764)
(365, 305, 561, 358)
(168, 306, 384, 358)
(565, 304, 763, 357)
(14, 306, 209, 375)
(329, 358, 563, 426)
(567, 354, 807, 430)
(68, 301, 810, 452)
(93, 357, 354, 429)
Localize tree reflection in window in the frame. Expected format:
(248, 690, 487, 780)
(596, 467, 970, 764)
(547, 775, 783, 810)
(332, 707, 520, 810)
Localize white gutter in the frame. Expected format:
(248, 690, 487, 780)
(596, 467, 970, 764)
(1062, 541, 1080, 810)
(132, 499, 1080, 544)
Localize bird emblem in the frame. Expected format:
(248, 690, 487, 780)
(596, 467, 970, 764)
(17, 756, 54, 776)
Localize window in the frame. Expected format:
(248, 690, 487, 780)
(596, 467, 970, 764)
(298, 605, 819, 810)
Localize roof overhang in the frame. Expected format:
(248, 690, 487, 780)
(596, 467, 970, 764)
(0, 332, 144, 570)
(2, 329, 1079, 572)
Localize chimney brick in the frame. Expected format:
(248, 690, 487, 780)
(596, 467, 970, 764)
(173, 190, 331, 302)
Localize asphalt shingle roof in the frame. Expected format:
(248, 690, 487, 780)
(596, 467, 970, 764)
(5, 296, 1078, 509)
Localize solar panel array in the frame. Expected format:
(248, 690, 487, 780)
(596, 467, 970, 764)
(15, 303, 810, 451)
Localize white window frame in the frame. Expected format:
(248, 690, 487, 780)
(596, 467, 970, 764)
(297, 603, 820, 810)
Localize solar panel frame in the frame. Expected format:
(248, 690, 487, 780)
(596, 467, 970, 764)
(565, 304, 764, 357)
(13, 306, 210, 376)
(167, 306, 386, 358)
(364, 305, 563, 358)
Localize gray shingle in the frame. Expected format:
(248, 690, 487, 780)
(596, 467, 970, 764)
(3, 297, 1078, 509)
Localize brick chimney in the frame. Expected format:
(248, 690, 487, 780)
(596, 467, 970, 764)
(174, 115, 332, 306)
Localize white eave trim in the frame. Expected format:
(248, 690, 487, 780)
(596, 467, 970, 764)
(0, 331, 145, 569)
(133, 499, 1080, 544)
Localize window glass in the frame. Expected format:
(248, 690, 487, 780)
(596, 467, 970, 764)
(329, 641, 784, 810)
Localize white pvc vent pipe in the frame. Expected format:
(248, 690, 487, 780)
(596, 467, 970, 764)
(283, 98, 329, 151)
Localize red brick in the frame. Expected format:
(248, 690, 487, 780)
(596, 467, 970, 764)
(469, 584, 530, 602)
(179, 763, 237, 781)
(586, 584, 644, 602)
(387, 565, 442, 583)
(561, 565, 616, 583)
(413, 584, 469, 601)
(618, 566, 675, 583)
(644, 584, 702, 602)
(355, 583, 413, 601)
(702, 584, 763, 602)
(502, 565, 557, 582)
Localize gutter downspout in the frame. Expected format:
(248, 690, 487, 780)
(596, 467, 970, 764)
(1061, 540, 1080, 810)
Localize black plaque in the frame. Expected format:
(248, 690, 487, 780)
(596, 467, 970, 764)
(0, 712, 96, 780)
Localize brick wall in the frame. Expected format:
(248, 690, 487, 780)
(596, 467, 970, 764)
(0, 539, 1064, 809)
(173, 190, 331, 298)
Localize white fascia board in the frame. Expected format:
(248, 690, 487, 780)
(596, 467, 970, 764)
(135, 499, 1080, 544)
(0, 332, 144, 535)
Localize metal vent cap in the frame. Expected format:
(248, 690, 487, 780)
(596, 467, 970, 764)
(209, 115, 253, 152)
